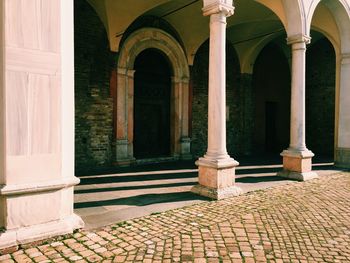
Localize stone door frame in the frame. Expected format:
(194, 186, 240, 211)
(115, 28, 191, 164)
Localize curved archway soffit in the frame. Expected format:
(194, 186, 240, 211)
(240, 31, 287, 74)
(307, 0, 350, 53)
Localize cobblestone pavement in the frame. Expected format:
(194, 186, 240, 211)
(1, 172, 350, 263)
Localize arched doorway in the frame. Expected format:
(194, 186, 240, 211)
(133, 49, 172, 159)
(252, 42, 291, 154)
(115, 28, 190, 164)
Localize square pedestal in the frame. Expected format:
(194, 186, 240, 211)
(191, 165, 242, 200)
(278, 151, 318, 181)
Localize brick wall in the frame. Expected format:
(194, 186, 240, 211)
(306, 37, 335, 157)
(74, 0, 116, 172)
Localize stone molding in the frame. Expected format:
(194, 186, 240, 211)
(196, 156, 239, 169)
(0, 214, 84, 250)
(6, 46, 60, 75)
(0, 177, 80, 196)
(277, 170, 318, 181)
(115, 28, 191, 162)
(280, 149, 315, 159)
(191, 184, 242, 200)
(202, 2, 234, 17)
(341, 53, 350, 65)
(287, 34, 311, 45)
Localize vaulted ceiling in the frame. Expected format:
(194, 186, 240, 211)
(86, 0, 341, 70)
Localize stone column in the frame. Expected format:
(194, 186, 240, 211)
(278, 34, 318, 181)
(335, 53, 350, 167)
(192, 0, 242, 199)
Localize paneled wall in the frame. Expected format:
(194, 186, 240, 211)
(5, 0, 61, 184)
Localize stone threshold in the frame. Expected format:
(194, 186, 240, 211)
(135, 156, 178, 165)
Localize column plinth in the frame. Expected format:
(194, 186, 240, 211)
(278, 34, 318, 181)
(278, 149, 318, 181)
(192, 2, 242, 199)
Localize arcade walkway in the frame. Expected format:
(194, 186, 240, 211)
(0, 168, 349, 262)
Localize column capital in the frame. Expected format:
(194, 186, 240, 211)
(202, 0, 234, 17)
(341, 53, 350, 65)
(117, 67, 135, 77)
(287, 34, 311, 45)
(172, 76, 190, 84)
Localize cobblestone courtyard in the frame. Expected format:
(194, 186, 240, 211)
(1, 172, 349, 263)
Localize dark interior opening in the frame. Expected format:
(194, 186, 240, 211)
(306, 36, 336, 159)
(252, 43, 291, 154)
(134, 49, 172, 159)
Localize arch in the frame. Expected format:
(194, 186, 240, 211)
(282, 0, 306, 37)
(256, 0, 305, 37)
(119, 16, 185, 54)
(310, 26, 340, 55)
(255, 0, 288, 31)
(307, 0, 350, 53)
(115, 28, 191, 164)
(118, 28, 189, 79)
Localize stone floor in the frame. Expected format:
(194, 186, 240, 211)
(1, 169, 349, 262)
(75, 159, 337, 230)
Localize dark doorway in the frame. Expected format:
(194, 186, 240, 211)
(252, 42, 291, 154)
(134, 49, 171, 159)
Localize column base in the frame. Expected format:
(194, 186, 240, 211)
(191, 184, 243, 200)
(277, 170, 318, 181)
(192, 157, 242, 200)
(0, 214, 84, 250)
(115, 139, 135, 166)
(180, 137, 192, 160)
(278, 149, 318, 181)
(113, 158, 136, 167)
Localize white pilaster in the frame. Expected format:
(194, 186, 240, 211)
(0, 0, 83, 249)
(192, 0, 242, 199)
(278, 34, 318, 181)
(335, 53, 350, 167)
